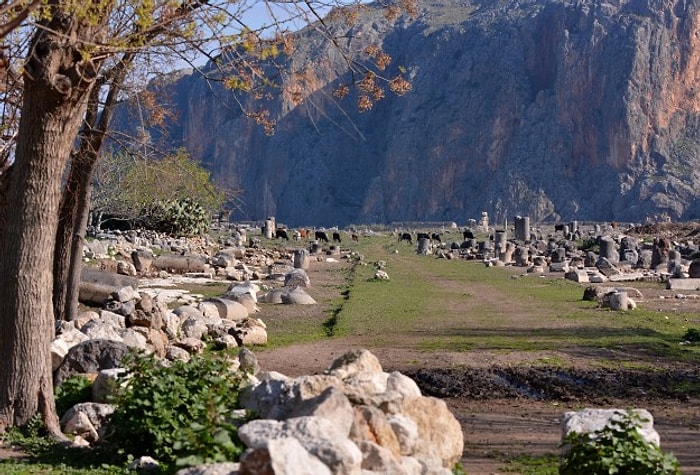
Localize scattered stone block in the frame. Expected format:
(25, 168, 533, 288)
(667, 278, 700, 290)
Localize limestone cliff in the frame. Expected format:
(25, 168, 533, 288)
(137, 0, 700, 226)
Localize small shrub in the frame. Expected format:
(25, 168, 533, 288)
(579, 238, 599, 253)
(682, 328, 700, 342)
(1, 414, 49, 450)
(55, 375, 93, 417)
(560, 410, 680, 475)
(141, 198, 210, 236)
(106, 351, 248, 471)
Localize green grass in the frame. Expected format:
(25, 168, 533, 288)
(292, 233, 700, 364)
(256, 264, 358, 349)
(0, 462, 126, 475)
(501, 453, 560, 474)
(177, 281, 229, 299)
(0, 422, 127, 474)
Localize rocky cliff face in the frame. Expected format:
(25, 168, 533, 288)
(139, 0, 700, 226)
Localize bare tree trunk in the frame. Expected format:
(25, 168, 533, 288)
(53, 55, 132, 322)
(0, 11, 98, 433)
(54, 155, 94, 321)
(66, 185, 92, 319)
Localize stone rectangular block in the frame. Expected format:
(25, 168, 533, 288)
(667, 278, 700, 290)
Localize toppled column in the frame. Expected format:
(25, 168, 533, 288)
(80, 266, 139, 306)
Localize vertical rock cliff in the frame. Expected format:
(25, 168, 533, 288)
(131, 0, 700, 226)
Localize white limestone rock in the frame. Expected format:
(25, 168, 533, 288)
(239, 437, 331, 475)
(561, 408, 660, 448)
(402, 396, 464, 468)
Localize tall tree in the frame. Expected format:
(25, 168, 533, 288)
(0, 0, 111, 434)
(0, 0, 415, 433)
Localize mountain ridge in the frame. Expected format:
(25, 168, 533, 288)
(125, 0, 700, 227)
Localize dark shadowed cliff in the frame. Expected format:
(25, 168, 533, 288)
(125, 0, 700, 227)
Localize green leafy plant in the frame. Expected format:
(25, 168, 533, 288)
(55, 375, 93, 417)
(579, 238, 599, 253)
(142, 197, 211, 236)
(106, 351, 248, 471)
(452, 461, 467, 474)
(560, 410, 680, 475)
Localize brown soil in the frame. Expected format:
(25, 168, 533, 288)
(255, 246, 700, 475)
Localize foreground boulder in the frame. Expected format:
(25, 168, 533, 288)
(54, 339, 130, 386)
(233, 349, 462, 474)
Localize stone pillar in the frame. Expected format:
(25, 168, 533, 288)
(479, 240, 492, 258)
(494, 230, 507, 255)
(515, 216, 530, 241)
(598, 236, 619, 264)
(502, 242, 515, 263)
(651, 237, 670, 269)
(479, 211, 489, 230)
(668, 249, 683, 277)
(514, 246, 529, 267)
(417, 238, 432, 255)
(264, 217, 275, 239)
(293, 249, 310, 269)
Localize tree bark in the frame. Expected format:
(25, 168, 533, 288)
(0, 10, 99, 432)
(53, 154, 94, 322)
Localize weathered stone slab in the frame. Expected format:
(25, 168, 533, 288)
(81, 266, 139, 289)
(79, 266, 139, 305)
(207, 297, 249, 321)
(607, 272, 649, 282)
(667, 278, 700, 290)
(153, 255, 207, 273)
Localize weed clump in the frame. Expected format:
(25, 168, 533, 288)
(55, 375, 93, 417)
(106, 351, 249, 471)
